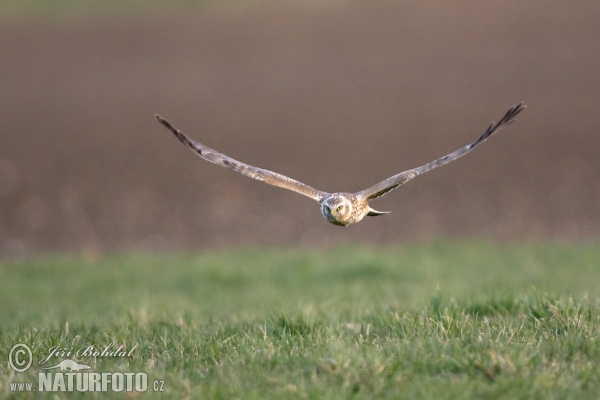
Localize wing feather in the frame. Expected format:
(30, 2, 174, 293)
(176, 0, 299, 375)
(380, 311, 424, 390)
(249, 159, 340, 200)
(156, 116, 328, 202)
(356, 102, 526, 201)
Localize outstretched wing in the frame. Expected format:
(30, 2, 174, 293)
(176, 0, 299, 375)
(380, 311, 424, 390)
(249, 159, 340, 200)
(356, 102, 526, 201)
(155, 116, 328, 202)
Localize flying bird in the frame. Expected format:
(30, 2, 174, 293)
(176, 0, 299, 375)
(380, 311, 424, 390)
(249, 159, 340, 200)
(156, 103, 525, 226)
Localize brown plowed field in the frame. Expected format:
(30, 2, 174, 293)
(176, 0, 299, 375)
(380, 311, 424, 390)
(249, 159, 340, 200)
(1, 1, 599, 254)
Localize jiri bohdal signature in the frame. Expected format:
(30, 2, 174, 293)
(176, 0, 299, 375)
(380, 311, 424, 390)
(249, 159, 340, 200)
(39, 343, 137, 365)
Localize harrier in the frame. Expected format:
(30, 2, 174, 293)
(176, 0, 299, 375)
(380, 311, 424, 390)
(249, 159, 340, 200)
(156, 103, 525, 226)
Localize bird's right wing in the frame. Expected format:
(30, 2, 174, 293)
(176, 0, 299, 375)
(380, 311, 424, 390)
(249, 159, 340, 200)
(356, 102, 526, 201)
(155, 116, 328, 202)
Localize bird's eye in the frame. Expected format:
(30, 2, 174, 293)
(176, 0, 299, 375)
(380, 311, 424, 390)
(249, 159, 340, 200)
(337, 205, 344, 212)
(325, 206, 331, 213)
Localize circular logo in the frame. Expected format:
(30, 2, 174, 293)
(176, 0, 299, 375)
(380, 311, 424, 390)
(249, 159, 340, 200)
(8, 343, 33, 372)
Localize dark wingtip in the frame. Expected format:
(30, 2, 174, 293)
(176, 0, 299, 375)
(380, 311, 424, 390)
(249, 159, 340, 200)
(498, 101, 527, 127)
(507, 102, 526, 124)
(509, 102, 527, 119)
(154, 115, 193, 148)
(155, 115, 167, 125)
(471, 102, 527, 147)
(154, 115, 178, 132)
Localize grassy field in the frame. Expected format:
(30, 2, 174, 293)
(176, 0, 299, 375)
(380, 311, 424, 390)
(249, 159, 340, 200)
(1, 241, 599, 398)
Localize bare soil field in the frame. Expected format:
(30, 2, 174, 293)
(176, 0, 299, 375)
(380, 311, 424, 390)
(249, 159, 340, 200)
(1, 1, 599, 254)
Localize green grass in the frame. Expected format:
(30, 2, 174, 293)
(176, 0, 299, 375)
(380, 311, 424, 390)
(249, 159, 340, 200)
(1, 241, 599, 398)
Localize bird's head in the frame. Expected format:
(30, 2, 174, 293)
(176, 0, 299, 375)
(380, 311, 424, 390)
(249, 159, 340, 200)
(321, 194, 353, 226)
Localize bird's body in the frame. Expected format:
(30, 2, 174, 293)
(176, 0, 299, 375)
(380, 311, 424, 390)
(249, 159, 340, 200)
(319, 192, 389, 226)
(156, 103, 525, 226)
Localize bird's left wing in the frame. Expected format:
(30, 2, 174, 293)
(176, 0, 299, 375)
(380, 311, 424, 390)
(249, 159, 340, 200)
(356, 102, 526, 201)
(156, 116, 328, 202)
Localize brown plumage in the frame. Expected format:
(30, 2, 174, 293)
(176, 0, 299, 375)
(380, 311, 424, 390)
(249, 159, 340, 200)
(156, 102, 525, 226)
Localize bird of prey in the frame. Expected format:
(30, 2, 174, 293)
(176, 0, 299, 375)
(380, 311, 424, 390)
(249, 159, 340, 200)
(155, 102, 525, 226)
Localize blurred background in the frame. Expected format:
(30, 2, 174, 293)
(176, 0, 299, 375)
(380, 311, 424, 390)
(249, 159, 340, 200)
(1, 1, 599, 255)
